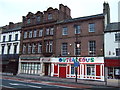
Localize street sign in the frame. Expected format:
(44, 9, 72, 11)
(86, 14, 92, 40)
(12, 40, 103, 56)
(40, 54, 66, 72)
(74, 61, 80, 67)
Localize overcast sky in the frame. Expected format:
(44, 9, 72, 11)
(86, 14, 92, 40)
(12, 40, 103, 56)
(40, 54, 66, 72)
(0, 0, 119, 26)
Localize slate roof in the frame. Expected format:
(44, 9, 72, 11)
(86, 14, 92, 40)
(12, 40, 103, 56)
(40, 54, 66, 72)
(57, 13, 104, 24)
(105, 22, 120, 32)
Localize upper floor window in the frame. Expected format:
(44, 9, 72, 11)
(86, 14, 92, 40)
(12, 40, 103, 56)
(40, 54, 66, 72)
(38, 43, 42, 53)
(49, 41, 53, 53)
(29, 31, 32, 38)
(45, 41, 53, 53)
(39, 29, 43, 37)
(89, 41, 96, 56)
(15, 34, 18, 41)
(14, 44, 17, 54)
(75, 42, 81, 56)
(61, 43, 68, 56)
(62, 27, 68, 35)
(37, 16, 40, 22)
(46, 28, 50, 35)
(27, 19, 31, 24)
(89, 23, 95, 32)
(2, 45, 5, 54)
(48, 13, 52, 20)
(28, 44, 32, 54)
(9, 35, 12, 41)
(33, 29, 37, 37)
(32, 43, 36, 54)
(3, 36, 6, 42)
(75, 25, 81, 34)
(22, 45, 26, 54)
(116, 48, 120, 56)
(50, 28, 54, 35)
(115, 33, 120, 42)
(7, 45, 11, 54)
(24, 32, 27, 39)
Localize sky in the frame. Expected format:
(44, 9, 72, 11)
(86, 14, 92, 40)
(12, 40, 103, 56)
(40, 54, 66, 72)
(0, 0, 119, 26)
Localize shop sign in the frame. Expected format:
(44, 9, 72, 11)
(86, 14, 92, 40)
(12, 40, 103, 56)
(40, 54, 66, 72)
(59, 57, 94, 63)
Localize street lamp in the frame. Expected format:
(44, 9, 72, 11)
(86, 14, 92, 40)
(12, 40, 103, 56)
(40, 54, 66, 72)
(75, 43, 80, 83)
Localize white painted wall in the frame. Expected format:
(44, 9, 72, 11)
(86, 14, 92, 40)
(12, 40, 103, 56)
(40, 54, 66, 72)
(0, 30, 20, 54)
(118, 1, 120, 22)
(104, 32, 119, 57)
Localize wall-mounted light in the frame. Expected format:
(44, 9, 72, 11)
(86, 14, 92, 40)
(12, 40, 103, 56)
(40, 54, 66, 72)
(69, 44, 72, 46)
(68, 52, 70, 55)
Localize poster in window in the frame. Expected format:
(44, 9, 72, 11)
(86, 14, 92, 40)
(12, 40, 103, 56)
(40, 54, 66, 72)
(115, 69, 120, 75)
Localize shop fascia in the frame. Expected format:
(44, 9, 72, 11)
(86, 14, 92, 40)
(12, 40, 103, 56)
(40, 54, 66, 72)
(54, 57, 104, 63)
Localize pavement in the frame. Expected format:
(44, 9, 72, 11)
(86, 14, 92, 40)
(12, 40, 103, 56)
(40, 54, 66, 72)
(1, 72, 120, 88)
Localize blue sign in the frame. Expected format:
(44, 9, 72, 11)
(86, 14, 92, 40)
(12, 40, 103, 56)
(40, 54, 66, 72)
(74, 61, 80, 67)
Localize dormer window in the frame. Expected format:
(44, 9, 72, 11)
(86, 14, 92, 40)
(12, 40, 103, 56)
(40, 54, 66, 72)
(48, 13, 52, 20)
(37, 16, 40, 22)
(27, 18, 31, 24)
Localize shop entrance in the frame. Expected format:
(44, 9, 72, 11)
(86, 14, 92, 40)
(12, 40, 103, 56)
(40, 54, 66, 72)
(45, 63, 49, 76)
(59, 64, 66, 78)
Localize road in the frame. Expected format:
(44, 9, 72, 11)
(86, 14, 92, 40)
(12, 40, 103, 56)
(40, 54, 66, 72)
(1, 75, 119, 90)
(1, 79, 75, 89)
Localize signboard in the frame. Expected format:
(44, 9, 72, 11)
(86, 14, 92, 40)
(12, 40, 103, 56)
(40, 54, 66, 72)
(57, 57, 104, 63)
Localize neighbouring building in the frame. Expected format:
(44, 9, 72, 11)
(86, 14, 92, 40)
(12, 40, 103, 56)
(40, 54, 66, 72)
(0, 22, 22, 75)
(104, 22, 120, 79)
(118, 1, 120, 22)
(18, 2, 110, 81)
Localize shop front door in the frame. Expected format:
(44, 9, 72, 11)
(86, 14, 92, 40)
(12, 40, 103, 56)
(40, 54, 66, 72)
(59, 66, 66, 78)
(45, 63, 49, 76)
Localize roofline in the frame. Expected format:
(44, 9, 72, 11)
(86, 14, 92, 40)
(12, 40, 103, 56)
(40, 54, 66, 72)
(56, 13, 104, 24)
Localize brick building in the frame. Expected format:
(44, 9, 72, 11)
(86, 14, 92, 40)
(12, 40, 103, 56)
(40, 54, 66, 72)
(18, 2, 110, 81)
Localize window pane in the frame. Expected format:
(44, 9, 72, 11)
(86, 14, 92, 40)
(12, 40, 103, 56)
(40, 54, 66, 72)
(3, 36, 6, 42)
(115, 33, 120, 42)
(39, 29, 43, 37)
(15, 34, 18, 41)
(89, 41, 96, 56)
(62, 27, 68, 35)
(89, 23, 95, 32)
(24, 32, 27, 39)
(62, 43, 68, 56)
(116, 48, 120, 56)
(75, 25, 80, 34)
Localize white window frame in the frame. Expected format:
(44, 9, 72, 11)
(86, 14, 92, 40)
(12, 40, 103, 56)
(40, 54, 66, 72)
(39, 29, 43, 37)
(62, 27, 68, 35)
(32, 43, 36, 54)
(75, 25, 80, 34)
(88, 41, 96, 56)
(23, 45, 26, 54)
(86, 64, 95, 76)
(115, 33, 120, 42)
(89, 23, 95, 32)
(46, 41, 49, 53)
(29, 31, 32, 38)
(38, 43, 42, 53)
(33, 30, 37, 37)
(28, 44, 32, 54)
(74, 42, 81, 56)
(50, 28, 54, 35)
(46, 28, 49, 35)
(49, 41, 53, 53)
(61, 43, 68, 56)
(24, 32, 27, 39)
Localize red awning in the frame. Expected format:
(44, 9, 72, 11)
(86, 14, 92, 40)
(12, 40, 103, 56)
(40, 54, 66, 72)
(105, 59, 120, 67)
